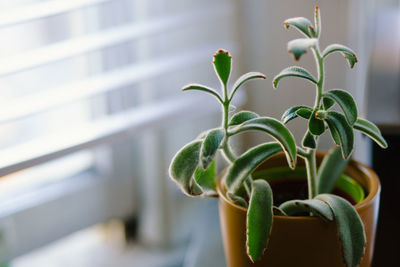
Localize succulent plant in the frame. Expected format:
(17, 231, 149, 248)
(169, 6, 387, 267)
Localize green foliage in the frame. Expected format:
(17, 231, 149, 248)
(247, 179, 273, 262)
(169, 5, 387, 265)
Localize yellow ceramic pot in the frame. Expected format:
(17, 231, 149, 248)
(217, 152, 380, 267)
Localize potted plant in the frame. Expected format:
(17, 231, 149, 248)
(169, 6, 387, 267)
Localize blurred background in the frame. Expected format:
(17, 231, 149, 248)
(0, 0, 398, 266)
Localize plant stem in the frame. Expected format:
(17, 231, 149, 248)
(301, 45, 324, 199)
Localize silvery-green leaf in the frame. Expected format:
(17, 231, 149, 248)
(281, 105, 312, 124)
(325, 111, 354, 159)
(213, 49, 231, 86)
(273, 66, 317, 88)
(316, 194, 366, 267)
(279, 199, 333, 221)
(229, 117, 297, 168)
(169, 141, 202, 196)
(322, 44, 358, 68)
(227, 192, 248, 208)
(287, 38, 318, 61)
(317, 146, 349, 194)
(314, 6, 321, 37)
(247, 179, 273, 262)
(323, 89, 358, 125)
(182, 84, 223, 103)
(225, 143, 282, 193)
(283, 17, 313, 38)
(194, 160, 217, 197)
(353, 118, 388, 148)
(230, 72, 266, 100)
(200, 129, 224, 169)
(229, 111, 259, 126)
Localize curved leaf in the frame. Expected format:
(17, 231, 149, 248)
(200, 129, 225, 169)
(279, 199, 333, 221)
(229, 111, 259, 126)
(229, 117, 297, 168)
(323, 97, 335, 110)
(308, 110, 326, 135)
(302, 131, 316, 149)
(317, 146, 349, 194)
(273, 206, 287, 216)
(323, 89, 358, 125)
(316, 194, 366, 267)
(228, 192, 248, 208)
(194, 160, 217, 197)
(296, 107, 312, 119)
(283, 17, 313, 38)
(281, 105, 312, 124)
(353, 118, 388, 148)
(322, 44, 358, 68)
(230, 72, 266, 100)
(325, 111, 354, 159)
(182, 84, 223, 103)
(247, 179, 273, 262)
(169, 141, 201, 196)
(225, 143, 282, 193)
(273, 66, 317, 88)
(314, 6, 321, 37)
(213, 49, 231, 86)
(287, 38, 318, 61)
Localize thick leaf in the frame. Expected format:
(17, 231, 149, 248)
(213, 49, 231, 86)
(302, 131, 316, 149)
(229, 117, 297, 168)
(353, 118, 388, 148)
(314, 6, 321, 37)
(229, 111, 259, 126)
(273, 206, 287, 216)
(230, 72, 266, 100)
(283, 17, 313, 38)
(316, 194, 366, 267)
(182, 84, 223, 103)
(200, 129, 225, 169)
(308, 110, 326, 135)
(194, 160, 217, 197)
(287, 38, 318, 61)
(279, 199, 333, 221)
(322, 44, 358, 68)
(225, 143, 282, 193)
(325, 111, 354, 159)
(228, 192, 248, 208)
(273, 66, 317, 88)
(323, 89, 358, 125)
(281, 105, 312, 124)
(247, 179, 273, 262)
(323, 97, 335, 110)
(169, 141, 201, 196)
(296, 107, 312, 119)
(317, 146, 349, 194)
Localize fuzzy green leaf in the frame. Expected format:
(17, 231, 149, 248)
(200, 129, 224, 169)
(225, 143, 282, 193)
(325, 111, 354, 159)
(247, 179, 273, 262)
(316, 194, 366, 267)
(213, 49, 231, 86)
(314, 6, 321, 37)
(230, 72, 266, 100)
(353, 118, 388, 148)
(229, 117, 297, 168)
(273, 66, 317, 88)
(287, 38, 318, 61)
(279, 199, 333, 221)
(323, 89, 358, 125)
(308, 110, 326, 135)
(302, 131, 316, 149)
(194, 160, 217, 197)
(229, 111, 259, 126)
(323, 97, 335, 110)
(283, 17, 313, 38)
(227, 192, 248, 208)
(182, 84, 223, 103)
(281, 105, 312, 124)
(317, 146, 349, 194)
(169, 141, 202, 196)
(322, 44, 358, 68)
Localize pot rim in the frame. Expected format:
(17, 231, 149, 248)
(217, 151, 381, 221)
